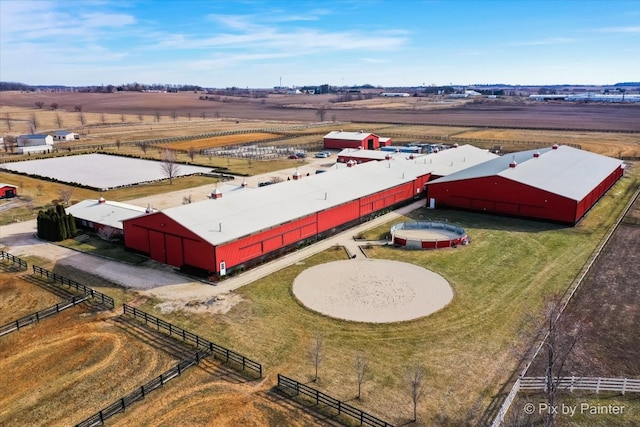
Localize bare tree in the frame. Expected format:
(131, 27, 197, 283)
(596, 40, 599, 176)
(97, 226, 119, 241)
(309, 333, 324, 382)
(270, 176, 284, 184)
(29, 113, 38, 133)
(214, 111, 220, 119)
(182, 194, 192, 204)
(160, 149, 180, 184)
(115, 139, 121, 150)
(36, 183, 44, 196)
(57, 188, 74, 206)
(50, 102, 59, 110)
(35, 101, 44, 109)
(187, 112, 192, 121)
(3, 135, 17, 153)
(155, 110, 161, 122)
(187, 146, 197, 161)
(533, 295, 582, 427)
(74, 104, 83, 112)
(407, 364, 425, 422)
(78, 112, 86, 126)
(201, 112, 206, 120)
(354, 351, 369, 399)
(138, 113, 144, 123)
(316, 106, 326, 122)
(55, 113, 63, 129)
(120, 113, 126, 123)
(100, 113, 106, 124)
(4, 112, 12, 131)
(172, 111, 177, 122)
(139, 141, 149, 154)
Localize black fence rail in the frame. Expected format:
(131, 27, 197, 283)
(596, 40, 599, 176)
(277, 374, 394, 427)
(76, 348, 210, 427)
(0, 295, 89, 337)
(123, 304, 262, 378)
(31, 266, 114, 309)
(0, 250, 28, 270)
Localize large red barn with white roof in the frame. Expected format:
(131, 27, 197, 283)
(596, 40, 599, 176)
(426, 145, 624, 225)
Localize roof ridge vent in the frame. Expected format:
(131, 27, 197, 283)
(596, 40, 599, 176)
(552, 143, 559, 150)
(533, 151, 541, 158)
(509, 156, 518, 168)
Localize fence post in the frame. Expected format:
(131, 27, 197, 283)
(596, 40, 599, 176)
(623, 378, 627, 395)
(141, 384, 145, 398)
(99, 411, 104, 424)
(243, 357, 246, 371)
(596, 377, 601, 393)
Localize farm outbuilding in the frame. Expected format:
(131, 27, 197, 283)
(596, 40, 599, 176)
(0, 183, 18, 199)
(16, 134, 54, 154)
(426, 145, 625, 225)
(66, 198, 150, 237)
(53, 131, 77, 141)
(323, 131, 391, 150)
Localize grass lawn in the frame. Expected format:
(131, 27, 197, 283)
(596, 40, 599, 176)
(130, 167, 638, 426)
(56, 235, 148, 265)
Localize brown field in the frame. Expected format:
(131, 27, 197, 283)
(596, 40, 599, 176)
(0, 268, 60, 323)
(2, 91, 640, 132)
(0, 279, 183, 426)
(160, 132, 280, 151)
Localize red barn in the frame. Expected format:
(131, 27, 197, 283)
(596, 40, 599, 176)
(323, 131, 391, 150)
(0, 183, 18, 199)
(426, 145, 625, 225)
(123, 160, 432, 277)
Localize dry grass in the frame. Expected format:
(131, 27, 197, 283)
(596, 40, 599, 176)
(0, 269, 60, 323)
(160, 132, 280, 151)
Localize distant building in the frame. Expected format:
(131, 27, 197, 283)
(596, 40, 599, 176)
(66, 198, 150, 236)
(16, 134, 54, 154)
(53, 131, 77, 141)
(0, 183, 18, 199)
(380, 92, 410, 97)
(323, 131, 391, 150)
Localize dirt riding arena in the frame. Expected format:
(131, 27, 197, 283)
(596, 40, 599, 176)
(292, 259, 454, 323)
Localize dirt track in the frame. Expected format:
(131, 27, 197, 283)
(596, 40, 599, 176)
(3, 91, 640, 131)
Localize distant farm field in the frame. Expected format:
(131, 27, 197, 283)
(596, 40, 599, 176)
(160, 132, 280, 151)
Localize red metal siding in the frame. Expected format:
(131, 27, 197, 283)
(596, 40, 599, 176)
(428, 176, 578, 223)
(317, 201, 361, 230)
(123, 212, 214, 271)
(575, 166, 624, 222)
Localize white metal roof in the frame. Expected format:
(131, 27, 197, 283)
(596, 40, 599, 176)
(0, 183, 17, 188)
(150, 145, 496, 247)
(66, 199, 148, 230)
(324, 131, 376, 141)
(420, 144, 498, 176)
(429, 145, 624, 201)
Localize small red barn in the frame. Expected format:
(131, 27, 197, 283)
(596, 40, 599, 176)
(324, 131, 390, 150)
(0, 183, 18, 199)
(426, 145, 624, 225)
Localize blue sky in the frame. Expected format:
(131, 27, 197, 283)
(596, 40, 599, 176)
(1, 0, 639, 87)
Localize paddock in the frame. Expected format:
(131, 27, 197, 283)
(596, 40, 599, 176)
(292, 259, 454, 323)
(391, 221, 468, 249)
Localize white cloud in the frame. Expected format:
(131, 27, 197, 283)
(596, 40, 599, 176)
(597, 26, 640, 33)
(506, 37, 578, 47)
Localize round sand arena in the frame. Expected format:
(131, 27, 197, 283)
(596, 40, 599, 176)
(292, 259, 454, 323)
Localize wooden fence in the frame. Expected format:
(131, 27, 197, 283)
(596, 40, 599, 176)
(123, 305, 262, 378)
(76, 348, 210, 427)
(277, 374, 394, 427)
(0, 295, 89, 337)
(31, 265, 114, 309)
(0, 250, 28, 270)
(520, 377, 640, 394)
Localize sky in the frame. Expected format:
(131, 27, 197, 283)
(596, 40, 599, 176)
(1, 0, 639, 88)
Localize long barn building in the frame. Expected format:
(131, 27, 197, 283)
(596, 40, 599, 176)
(426, 145, 625, 225)
(123, 145, 495, 277)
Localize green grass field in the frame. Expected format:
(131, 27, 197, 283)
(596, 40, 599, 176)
(122, 166, 639, 426)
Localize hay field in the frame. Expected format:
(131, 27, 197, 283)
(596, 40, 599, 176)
(454, 128, 640, 157)
(160, 132, 280, 151)
(130, 168, 639, 426)
(0, 269, 60, 323)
